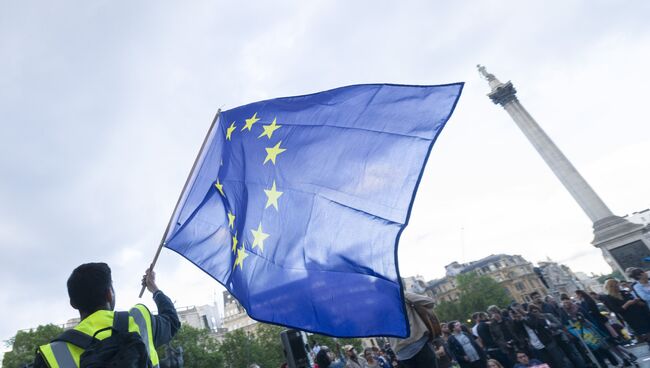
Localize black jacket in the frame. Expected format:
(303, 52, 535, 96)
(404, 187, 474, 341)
(447, 332, 487, 362)
(522, 314, 554, 346)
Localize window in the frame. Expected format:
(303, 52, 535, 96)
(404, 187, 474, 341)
(515, 282, 525, 291)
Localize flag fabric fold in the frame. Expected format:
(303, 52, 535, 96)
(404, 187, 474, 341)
(164, 83, 463, 337)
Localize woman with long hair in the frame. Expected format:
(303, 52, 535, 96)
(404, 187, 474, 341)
(602, 279, 650, 342)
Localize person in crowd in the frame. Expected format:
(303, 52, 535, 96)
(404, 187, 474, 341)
(627, 267, 650, 307)
(544, 295, 571, 325)
(507, 308, 532, 355)
(363, 348, 380, 368)
(560, 294, 581, 319)
(382, 343, 397, 366)
(602, 278, 650, 343)
(488, 305, 527, 367)
(387, 292, 438, 368)
(575, 289, 615, 338)
(518, 304, 568, 366)
(536, 304, 587, 367)
(513, 351, 544, 368)
(343, 345, 369, 368)
(530, 291, 558, 318)
(371, 347, 392, 368)
(440, 322, 451, 340)
(447, 320, 487, 368)
(524, 304, 567, 367)
(486, 359, 503, 368)
(432, 323, 454, 368)
(588, 291, 601, 301)
(34, 263, 180, 368)
(316, 345, 346, 368)
(471, 312, 482, 338)
(482, 306, 514, 367)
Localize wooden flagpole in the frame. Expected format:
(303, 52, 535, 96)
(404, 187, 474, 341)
(139, 109, 222, 297)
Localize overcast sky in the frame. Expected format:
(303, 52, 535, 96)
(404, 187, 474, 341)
(1, 0, 649, 352)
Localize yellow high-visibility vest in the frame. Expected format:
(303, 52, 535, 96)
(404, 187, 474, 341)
(38, 304, 160, 368)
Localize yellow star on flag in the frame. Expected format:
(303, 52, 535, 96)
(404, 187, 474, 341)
(226, 122, 236, 140)
(215, 179, 225, 197)
(264, 180, 283, 211)
(241, 113, 260, 132)
(264, 141, 286, 165)
(258, 117, 282, 139)
(231, 232, 238, 253)
(233, 245, 248, 270)
(250, 223, 270, 252)
(228, 212, 235, 229)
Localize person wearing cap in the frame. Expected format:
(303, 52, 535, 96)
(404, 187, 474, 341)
(343, 344, 369, 368)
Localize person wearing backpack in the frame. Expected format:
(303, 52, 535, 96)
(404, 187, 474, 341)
(33, 262, 181, 367)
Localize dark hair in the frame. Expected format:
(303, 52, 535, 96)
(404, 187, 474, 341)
(515, 351, 528, 356)
(627, 267, 645, 281)
(530, 291, 541, 297)
(316, 349, 331, 368)
(448, 320, 460, 329)
(560, 293, 570, 301)
(527, 304, 541, 313)
(575, 290, 591, 301)
(67, 262, 112, 313)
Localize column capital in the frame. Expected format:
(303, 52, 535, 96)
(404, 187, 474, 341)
(488, 81, 518, 106)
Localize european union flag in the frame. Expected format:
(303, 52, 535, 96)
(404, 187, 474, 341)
(164, 83, 463, 337)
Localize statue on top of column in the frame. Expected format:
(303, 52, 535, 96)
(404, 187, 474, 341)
(477, 64, 496, 82)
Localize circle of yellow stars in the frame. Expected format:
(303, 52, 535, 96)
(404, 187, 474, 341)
(214, 112, 286, 271)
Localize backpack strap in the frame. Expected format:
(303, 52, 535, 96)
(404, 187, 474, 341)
(113, 311, 130, 333)
(53, 329, 97, 349)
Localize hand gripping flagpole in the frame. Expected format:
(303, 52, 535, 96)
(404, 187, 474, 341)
(139, 109, 222, 298)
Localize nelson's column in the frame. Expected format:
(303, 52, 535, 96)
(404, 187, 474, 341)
(478, 65, 650, 274)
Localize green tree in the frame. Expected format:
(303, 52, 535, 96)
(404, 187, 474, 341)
(252, 324, 285, 368)
(434, 272, 511, 323)
(219, 329, 260, 368)
(3, 324, 64, 368)
(217, 322, 364, 368)
(434, 299, 464, 323)
(157, 324, 222, 368)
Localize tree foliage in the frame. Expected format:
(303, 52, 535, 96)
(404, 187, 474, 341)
(434, 272, 511, 323)
(157, 324, 222, 368)
(3, 321, 364, 368)
(3, 324, 64, 368)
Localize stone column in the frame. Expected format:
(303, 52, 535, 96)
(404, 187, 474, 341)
(478, 66, 612, 223)
(478, 65, 649, 274)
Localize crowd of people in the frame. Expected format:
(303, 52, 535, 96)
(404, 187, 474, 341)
(313, 267, 650, 368)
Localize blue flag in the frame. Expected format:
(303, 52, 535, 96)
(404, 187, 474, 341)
(164, 83, 463, 337)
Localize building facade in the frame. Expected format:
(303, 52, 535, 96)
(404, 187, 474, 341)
(402, 275, 427, 294)
(176, 304, 221, 332)
(222, 291, 258, 334)
(426, 254, 548, 304)
(574, 272, 605, 294)
(536, 260, 585, 297)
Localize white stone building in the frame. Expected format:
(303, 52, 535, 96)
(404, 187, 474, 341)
(221, 291, 258, 334)
(536, 260, 585, 297)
